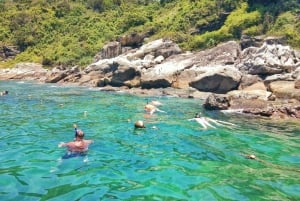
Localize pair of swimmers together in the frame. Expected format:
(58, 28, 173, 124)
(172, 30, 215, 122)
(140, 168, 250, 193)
(58, 124, 93, 158)
(136, 112, 236, 130)
(139, 100, 236, 130)
(188, 112, 236, 130)
(134, 100, 165, 128)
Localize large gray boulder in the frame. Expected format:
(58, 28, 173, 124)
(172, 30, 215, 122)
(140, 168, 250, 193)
(126, 38, 182, 60)
(82, 56, 142, 87)
(110, 65, 140, 87)
(140, 41, 241, 89)
(45, 66, 79, 83)
(118, 32, 147, 47)
(228, 82, 272, 101)
(140, 52, 194, 89)
(238, 43, 300, 75)
(268, 81, 300, 101)
(189, 66, 242, 93)
(240, 35, 286, 50)
(1, 45, 20, 60)
(94, 41, 122, 61)
(238, 74, 262, 89)
(203, 94, 230, 110)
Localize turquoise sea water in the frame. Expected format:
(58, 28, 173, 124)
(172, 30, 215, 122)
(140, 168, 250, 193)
(0, 80, 299, 201)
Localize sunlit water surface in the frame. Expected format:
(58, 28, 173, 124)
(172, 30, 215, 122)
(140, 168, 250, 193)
(0, 80, 299, 201)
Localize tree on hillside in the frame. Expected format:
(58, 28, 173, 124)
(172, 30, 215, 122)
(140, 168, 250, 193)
(87, 0, 104, 12)
(247, 0, 300, 15)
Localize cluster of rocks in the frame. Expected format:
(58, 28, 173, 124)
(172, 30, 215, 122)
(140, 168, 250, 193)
(1, 35, 300, 119)
(0, 46, 20, 61)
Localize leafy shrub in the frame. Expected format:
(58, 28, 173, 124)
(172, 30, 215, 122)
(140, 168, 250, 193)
(55, 1, 71, 17)
(186, 2, 261, 49)
(87, 0, 104, 12)
(14, 47, 42, 64)
(187, 30, 232, 49)
(243, 25, 263, 36)
(222, 2, 261, 38)
(269, 11, 300, 47)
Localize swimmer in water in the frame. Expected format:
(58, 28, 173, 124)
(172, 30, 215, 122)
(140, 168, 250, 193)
(58, 127, 93, 159)
(0, 90, 8, 96)
(150, 100, 162, 106)
(144, 100, 165, 115)
(134, 120, 146, 128)
(188, 113, 236, 130)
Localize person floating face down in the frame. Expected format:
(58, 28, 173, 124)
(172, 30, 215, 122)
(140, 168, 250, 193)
(189, 113, 216, 130)
(188, 113, 236, 130)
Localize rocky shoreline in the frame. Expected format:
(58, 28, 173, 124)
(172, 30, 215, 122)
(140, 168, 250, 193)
(1, 35, 300, 119)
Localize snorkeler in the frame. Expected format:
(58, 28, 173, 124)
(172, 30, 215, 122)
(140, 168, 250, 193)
(58, 128, 93, 159)
(188, 113, 236, 130)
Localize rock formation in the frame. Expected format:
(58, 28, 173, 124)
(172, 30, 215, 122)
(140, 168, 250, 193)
(1, 35, 299, 119)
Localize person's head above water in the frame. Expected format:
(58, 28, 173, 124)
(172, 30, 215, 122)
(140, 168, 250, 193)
(195, 113, 201, 118)
(134, 120, 146, 128)
(76, 129, 85, 139)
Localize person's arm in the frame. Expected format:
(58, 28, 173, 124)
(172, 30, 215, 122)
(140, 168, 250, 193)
(84, 139, 94, 145)
(155, 108, 166, 113)
(202, 119, 216, 129)
(58, 142, 68, 147)
(206, 118, 223, 126)
(58, 141, 78, 150)
(215, 119, 236, 126)
(207, 118, 236, 128)
(195, 118, 209, 129)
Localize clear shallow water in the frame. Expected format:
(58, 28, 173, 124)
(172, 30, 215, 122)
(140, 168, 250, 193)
(0, 80, 299, 201)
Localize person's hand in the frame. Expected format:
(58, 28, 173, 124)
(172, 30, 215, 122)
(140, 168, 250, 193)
(58, 142, 65, 147)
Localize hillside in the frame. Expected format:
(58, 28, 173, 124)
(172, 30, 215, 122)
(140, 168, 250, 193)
(0, 0, 299, 68)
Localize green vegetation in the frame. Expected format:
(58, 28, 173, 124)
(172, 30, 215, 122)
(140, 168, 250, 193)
(0, 0, 299, 68)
